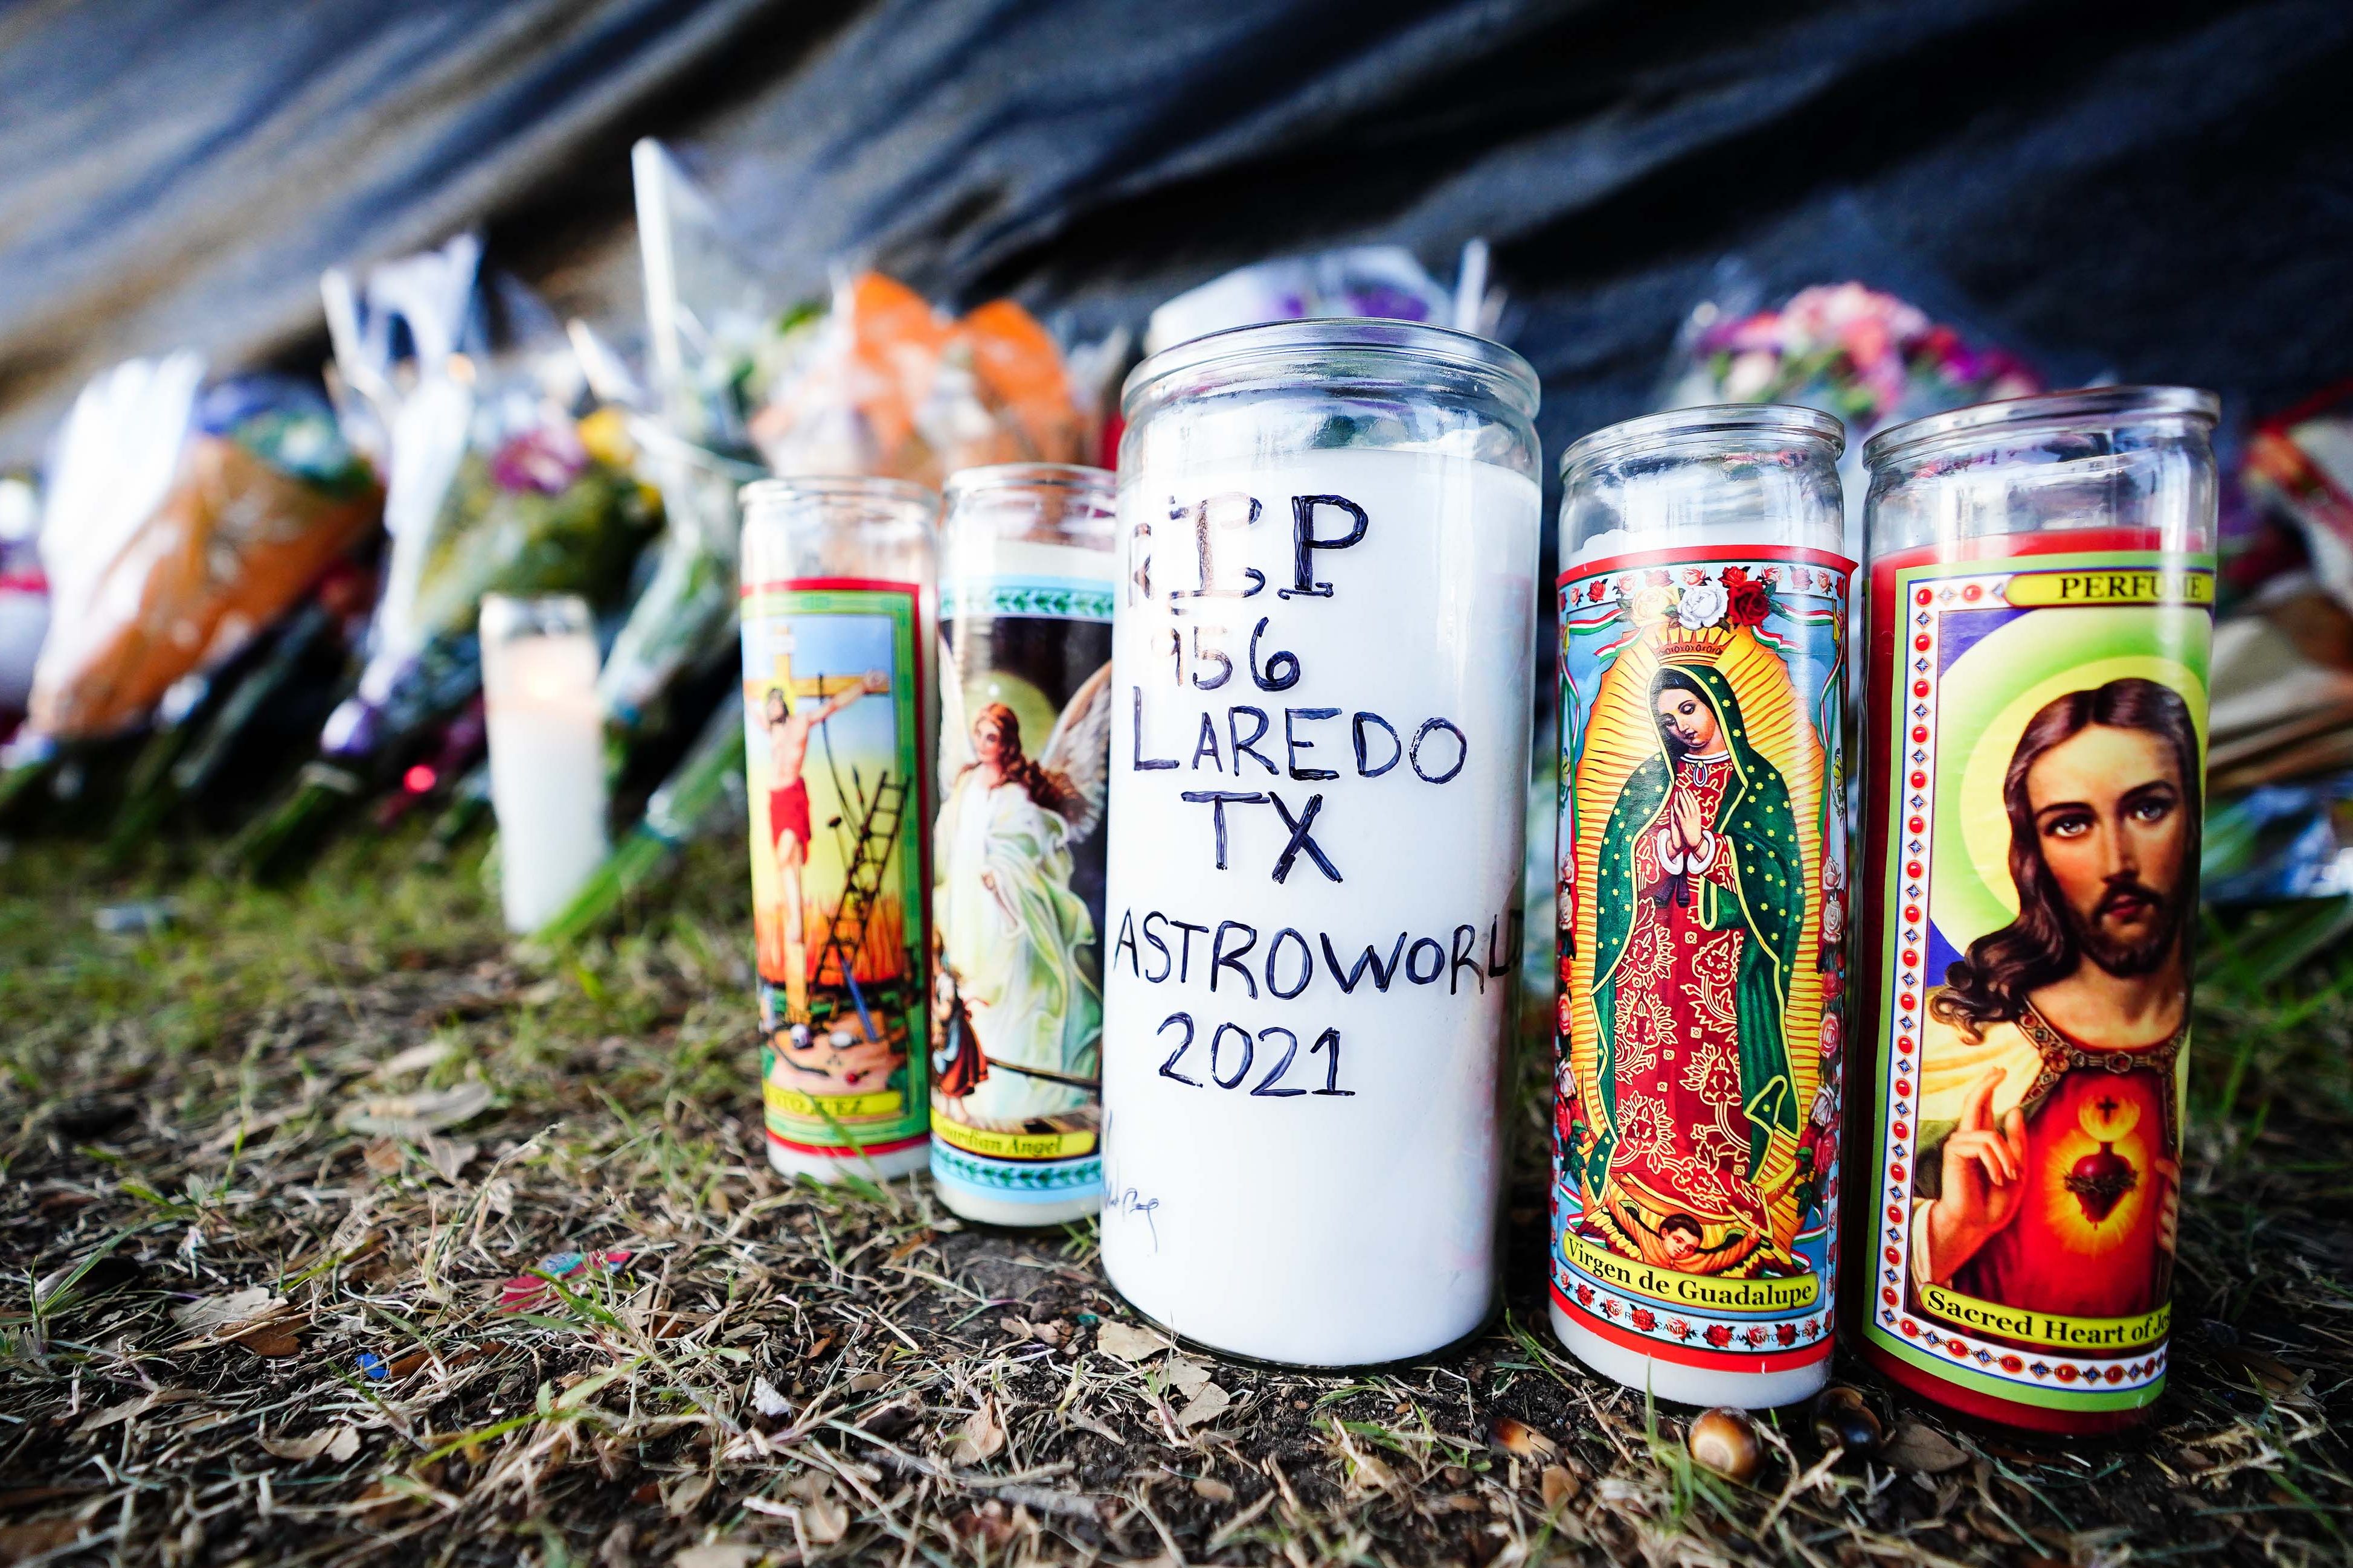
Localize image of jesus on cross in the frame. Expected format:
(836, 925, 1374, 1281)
(755, 645, 889, 1021)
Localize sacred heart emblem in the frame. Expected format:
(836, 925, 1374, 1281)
(2065, 1144, 2137, 1223)
(2066, 1093, 2143, 1223)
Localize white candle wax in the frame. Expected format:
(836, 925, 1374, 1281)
(485, 631, 609, 934)
(1102, 444, 1540, 1366)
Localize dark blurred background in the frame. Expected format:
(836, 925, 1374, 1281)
(6, 0, 2349, 473)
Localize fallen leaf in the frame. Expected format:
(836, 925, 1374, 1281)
(1192, 1476, 1234, 1502)
(374, 1041, 453, 1078)
(1096, 1320, 1172, 1362)
(325, 1427, 361, 1463)
(1540, 1464, 1580, 1511)
(1882, 1420, 1969, 1474)
(71, 1387, 198, 1436)
(422, 1138, 479, 1183)
(1031, 1319, 1065, 1346)
(234, 1323, 303, 1358)
(1490, 1415, 1557, 1458)
(663, 1472, 713, 1517)
(0, 1517, 85, 1559)
(480, 1176, 517, 1217)
(1175, 1383, 1231, 1429)
(1163, 1356, 1213, 1398)
(949, 1399, 1006, 1464)
(261, 1430, 338, 1462)
(362, 1139, 404, 1175)
(339, 1083, 493, 1139)
(670, 1546, 754, 1568)
(847, 1371, 893, 1393)
(170, 1287, 279, 1335)
(803, 1496, 849, 1543)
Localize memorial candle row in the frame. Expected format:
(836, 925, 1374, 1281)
(701, 319, 2217, 1436)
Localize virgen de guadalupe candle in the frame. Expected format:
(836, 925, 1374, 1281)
(932, 464, 1117, 1226)
(1553, 406, 1852, 1407)
(737, 477, 939, 1182)
(1101, 321, 1542, 1365)
(1849, 388, 2217, 1433)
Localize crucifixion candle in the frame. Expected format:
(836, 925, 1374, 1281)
(1100, 321, 1542, 1366)
(931, 463, 1117, 1226)
(737, 476, 940, 1183)
(1552, 407, 1852, 1408)
(1849, 388, 2218, 1433)
(480, 594, 608, 934)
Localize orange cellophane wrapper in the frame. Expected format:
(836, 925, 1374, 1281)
(749, 272, 1088, 488)
(29, 436, 382, 738)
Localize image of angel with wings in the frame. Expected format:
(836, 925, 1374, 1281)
(932, 648, 1114, 1130)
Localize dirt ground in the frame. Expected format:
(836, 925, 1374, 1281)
(2, 834, 2348, 1567)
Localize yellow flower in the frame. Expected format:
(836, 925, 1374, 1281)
(1631, 585, 1677, 626)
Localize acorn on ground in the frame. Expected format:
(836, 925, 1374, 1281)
(1810, 1384, 1884, 1458)
(1687, 1408, 1762, 1482)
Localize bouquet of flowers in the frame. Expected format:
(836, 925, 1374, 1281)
(235, 238, 658, 878)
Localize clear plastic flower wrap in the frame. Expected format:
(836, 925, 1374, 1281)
(234, 237, 658, 878)
(23, 357, 380, 743)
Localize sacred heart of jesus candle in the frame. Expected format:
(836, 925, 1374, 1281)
(738, 476, 940, 1183)
(1553, 406, 1851, 1408)
(1100, 320, 1543, 1366)
(1851, 388, 2217, 1433)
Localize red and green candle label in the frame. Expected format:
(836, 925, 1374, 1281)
(1863, 543, 2210, 1410)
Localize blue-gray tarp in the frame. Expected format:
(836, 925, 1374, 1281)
(5, 0, 2351, 473)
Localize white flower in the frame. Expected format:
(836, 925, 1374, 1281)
(1677, 581, 1728, 629)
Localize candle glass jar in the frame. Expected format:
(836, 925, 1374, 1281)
(1552, 406, 1851, 1407)
(931, 463, 1119, 1226)
(480, 593, 608, 936)
(1851, 388, 2218, 1433)
(739, 476, 940, 1182)
(1103, 319, 1542, 1366)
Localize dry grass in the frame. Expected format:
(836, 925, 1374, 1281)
(1, 832, 2348, 1567)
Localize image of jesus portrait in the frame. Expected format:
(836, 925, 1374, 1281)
(1580, 661, 1805, 1277)
(1911, 676, 2196, 1324)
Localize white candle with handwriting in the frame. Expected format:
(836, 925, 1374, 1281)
(1100, 321, 1543, 1366)
(481, 594, 608, 934)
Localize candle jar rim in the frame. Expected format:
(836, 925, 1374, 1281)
(1862, 385, 2220, 469)
(480, 591, 593, 642)
(944, 461, 1115, 506)
(739, 475, 941, 519)
(1561, 403, 1845, 480)
(1120, 317, 1539, 420)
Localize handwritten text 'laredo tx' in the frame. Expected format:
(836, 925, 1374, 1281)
(1114, 490, 1521, 1101)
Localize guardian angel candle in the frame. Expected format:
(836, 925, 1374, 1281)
(1553, 408, 1851, 1407)
(1101, 320, 1542, 1365)
(932, 464, 1117, 1226)
(1850, 388, 2217, 1433)
(738, 476, 939, 1182)
(481, 594, 608, 933)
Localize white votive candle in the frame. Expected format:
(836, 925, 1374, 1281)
(482, 594, 609, 934)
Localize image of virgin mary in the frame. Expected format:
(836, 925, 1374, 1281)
(1581, 661, 1805, 1275)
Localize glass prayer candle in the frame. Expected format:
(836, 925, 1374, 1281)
(1851, 388, 2218, 1433)
(738, 476, 940, 1182)
(480, 593, 608, 935)
(1102, 319, 1542, 1366)
(931, 462, 1119, 1226)
(1553, 406, 1851, 1407)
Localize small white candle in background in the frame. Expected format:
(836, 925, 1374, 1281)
(481, 594, 608, 934)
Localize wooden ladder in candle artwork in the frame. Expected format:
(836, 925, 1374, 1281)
(812, 770, 908, 1043)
